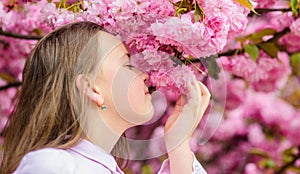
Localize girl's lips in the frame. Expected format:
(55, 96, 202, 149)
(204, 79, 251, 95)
(145, 91, 150, 95)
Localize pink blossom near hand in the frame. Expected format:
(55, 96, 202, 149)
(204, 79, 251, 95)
(131, 50, 195, 95)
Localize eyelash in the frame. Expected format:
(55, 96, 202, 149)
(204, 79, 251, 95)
(125, 64, 135, 69)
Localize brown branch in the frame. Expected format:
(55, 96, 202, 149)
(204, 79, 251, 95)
(255, 8, 291, 13)
(221, 27, 291, 56)
(248, 8, 292, 17)
(205, 135, 247, 164)
(0, 82, 21, 91)
(0, 28, 42, 40)
(275, 146, 300, 174)
(268, 27, 291, 42)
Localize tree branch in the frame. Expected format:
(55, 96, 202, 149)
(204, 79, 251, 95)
(268, 27, 290, 42)
(0, 28, 42, 40)
(275, 146, 300, 174)
(0, 82, 21, 91)
(204, 135, 247, 164)
(248, 8, 292, 17)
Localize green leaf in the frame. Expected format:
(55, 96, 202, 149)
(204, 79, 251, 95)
(174, 0, 193, 16)
(207, 55, 220, 79)
(194, 1, 204, 22)
(32, 28, 43, 36)
(263, 159, 276, 169)
(0, 73, 17, 83)
(234, 0, 258, 14)
(244, 44, 259, 62)
(290, 52, 300, 67)
(249, 148, 270, 158)
(291, 0, 299, 15)
(290, 52, 300, 75)
(282, 146, 297, 157)
(236, 28, 277, 44)
(288, 166, 300, 173)
(250, 28, 277, 42)
(142, 165, 153, 174)
(258, 42, 279, 58)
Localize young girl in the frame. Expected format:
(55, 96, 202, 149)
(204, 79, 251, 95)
(0, 21, 210, 174)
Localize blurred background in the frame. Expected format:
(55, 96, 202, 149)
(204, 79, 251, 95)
(0, 0, 300, 173)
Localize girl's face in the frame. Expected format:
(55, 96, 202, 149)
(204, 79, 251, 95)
(94, 32, 154, 125)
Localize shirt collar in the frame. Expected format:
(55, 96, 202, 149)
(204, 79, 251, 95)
(69, 139, 123, 173)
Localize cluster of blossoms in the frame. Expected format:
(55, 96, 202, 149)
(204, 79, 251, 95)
(0, 0, 249, 100)
(1, 0, 300, 173)
(220, 51, 291, 92)
(131, 50, 195, 94)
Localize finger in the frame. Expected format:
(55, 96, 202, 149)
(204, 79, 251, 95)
(197, 81, 211, 112)
(173, 95, 186, 112)
(186, 79, 200, 108)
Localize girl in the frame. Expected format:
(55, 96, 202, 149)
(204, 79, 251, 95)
(0, 21, 210, 174)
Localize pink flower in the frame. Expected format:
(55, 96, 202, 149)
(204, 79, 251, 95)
(247, 124, 265, 146)
(254, 0, 290, 8)
(280, 32, 300, 52)
(220, 51, 291, 92)
(245, 163, 263, 174)
(290, 18, 300, 37)
(126, 35, 161, 53)
(0, 2, 5, 20)
(214, 108, 247, 140)
(150, 14, 217, 57)
(225, 79, 246, 110)
(200, 0, 248, 39)
(252, 52, 291, 92)
(254, 0, 276, 8)
(131, 50, 195, 95)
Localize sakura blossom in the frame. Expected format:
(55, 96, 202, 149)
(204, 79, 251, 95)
(1, 0, 300, 173)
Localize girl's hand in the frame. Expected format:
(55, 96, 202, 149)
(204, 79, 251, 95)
(164, 77, 211, 152)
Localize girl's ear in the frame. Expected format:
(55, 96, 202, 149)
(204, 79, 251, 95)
(75, 74, 104, 107)
(86, 88, 104, 107)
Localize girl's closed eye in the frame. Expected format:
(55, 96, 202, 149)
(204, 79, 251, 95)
(125, 64, 135, 70)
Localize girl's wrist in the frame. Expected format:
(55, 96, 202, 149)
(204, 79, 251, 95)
(167, 139, 192, 158)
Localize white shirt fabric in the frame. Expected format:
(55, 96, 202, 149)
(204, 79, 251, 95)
(13, 139, 207, 174)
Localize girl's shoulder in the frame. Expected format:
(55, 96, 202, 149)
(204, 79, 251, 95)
(14, 147, 76, 174)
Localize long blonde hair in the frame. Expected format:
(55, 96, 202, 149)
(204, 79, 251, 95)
(0, 21, 127, 174)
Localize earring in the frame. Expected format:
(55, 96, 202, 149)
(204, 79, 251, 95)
(100, 104, 107, 110)
(87, 90, 107, 110)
